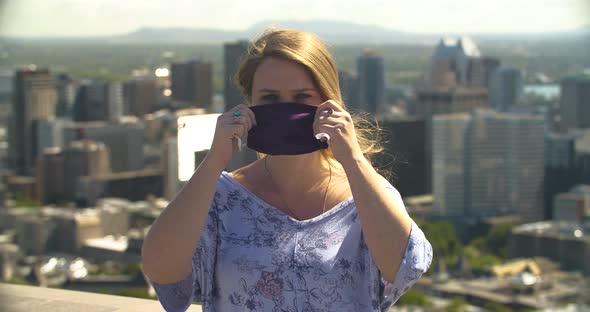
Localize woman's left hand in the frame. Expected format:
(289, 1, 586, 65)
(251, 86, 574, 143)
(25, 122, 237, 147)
(313, 100, 364, 166)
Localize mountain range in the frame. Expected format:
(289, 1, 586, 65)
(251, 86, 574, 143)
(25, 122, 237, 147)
(5, 20, 590, 44)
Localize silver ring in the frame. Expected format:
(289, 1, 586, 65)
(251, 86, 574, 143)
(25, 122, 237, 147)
(325, 108, 334, 115)
(315, 133, 330, 142)
(233, 115, 240, 123)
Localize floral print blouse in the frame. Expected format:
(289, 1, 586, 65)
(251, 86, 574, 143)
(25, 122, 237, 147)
(149, 171, 433, 312)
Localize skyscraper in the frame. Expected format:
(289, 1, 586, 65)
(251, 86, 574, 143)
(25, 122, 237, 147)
(545, 132, 579, 219)
(338, 69, 358, 107)
(432, 114, 470, 217)
(416, 36, 491, 118)
(36, 147, 65, 204)
(73, 80, 123, 122)
(11, 67, 57, 175)
(488, 66, 523, 111)
(433, 110, 545, 221)
(123, 77, 159, 117)
(560, 75, 590, 130)
(170, 60, 213, 109)
(224, 40, 249, 109)
(375, 117, 430, 197)
(0, 69, 13, 106)
(61, 140, 111, 203)
(356, 50, 385, 115)
(63, 119, 144, 173)
(55, 73, 78, 118)
(467, 111, 545, 221)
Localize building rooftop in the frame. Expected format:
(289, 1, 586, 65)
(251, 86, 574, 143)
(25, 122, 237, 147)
(512, 221, 589, 241)
(434, 36, 482, 59)
(84, 235, 129, 252)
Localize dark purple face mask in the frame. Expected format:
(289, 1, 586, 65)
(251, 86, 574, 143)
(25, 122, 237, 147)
(246, 102, 328, 155)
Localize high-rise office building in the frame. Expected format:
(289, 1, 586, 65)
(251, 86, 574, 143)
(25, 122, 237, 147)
(432, 114, 470, 217)
(339, 69, 358, 108)
(417, 37, 491, 117)
(545, 132, 579, 219)
(468, 111, 545, 221)
(356, 50, 385, 115)
(489, 66, 523, 111)
(480, 57, 501, 87)
(61, 140, 111, 203)
(36, 147, 65, 204)
(35, 118, 73, 159)
(123, 77, 159, 117)
(11, 68, 57, 175)
(170, 60, 213, 109)
(416, 38, 491, 193)
(16, 215, 57, 255)
(428, 37, 483, 87)
(0, 69, 13, 106)
(55, 73, 78, 118)
(224, 40, 249, 109)
(433, 111, 545, 221)
(560, 75, 590, 130)
(374, 117, 429, 196)
(63, 119, 144, 173)
(73, 80, 123, 122)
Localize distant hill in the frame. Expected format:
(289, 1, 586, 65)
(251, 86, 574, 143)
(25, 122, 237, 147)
(4, 20, 590, 44)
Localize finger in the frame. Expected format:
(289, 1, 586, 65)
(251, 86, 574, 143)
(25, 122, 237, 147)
(238, 115, 251, 131)
(228, 105, 248, 128)
(318, 115, 341, 124)
(316, 124, 343, 137)
(231, 123, 246, 138)
(318, 100, 344, 113)
(243, 106, 257, 126)
(229, 115, 250, 131)
(235, 104, 255, 129)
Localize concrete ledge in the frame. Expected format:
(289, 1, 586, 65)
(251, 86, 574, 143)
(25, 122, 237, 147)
(0, 283, 202, 312)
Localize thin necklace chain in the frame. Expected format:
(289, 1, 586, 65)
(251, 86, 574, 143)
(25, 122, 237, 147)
(264, 156, 332, 219)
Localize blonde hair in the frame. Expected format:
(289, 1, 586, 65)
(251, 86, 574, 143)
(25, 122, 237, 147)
(235, 28, 386, 176)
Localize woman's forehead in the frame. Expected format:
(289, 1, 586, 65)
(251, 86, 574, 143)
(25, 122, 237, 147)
(252, 57, 316, 91)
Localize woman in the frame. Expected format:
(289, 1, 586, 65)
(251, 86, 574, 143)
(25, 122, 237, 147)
(142, 28, 432, 312)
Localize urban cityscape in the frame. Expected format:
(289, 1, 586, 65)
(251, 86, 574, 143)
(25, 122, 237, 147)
(0, 4, 589, 312)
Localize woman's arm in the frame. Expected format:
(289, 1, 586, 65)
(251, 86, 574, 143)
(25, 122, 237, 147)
(341, 153, 418, 283)
(313, 100, 430, 283)
(141, 152, 226, 284)
(142, 104, 255, 285)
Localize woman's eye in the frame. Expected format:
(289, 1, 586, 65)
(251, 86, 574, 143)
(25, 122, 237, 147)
(296, 93, 311, 99)
(260, 94, 278, 101)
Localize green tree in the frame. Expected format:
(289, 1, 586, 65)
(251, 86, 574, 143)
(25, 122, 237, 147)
(13, 192, 42, 208)
(445, 296, 468, 312)
(484, 302, 513, 312)
(418, 220, 463, 266)
(397, 289, 433, 307)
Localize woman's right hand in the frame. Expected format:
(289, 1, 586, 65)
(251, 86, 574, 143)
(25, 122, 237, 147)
(208, 104, 257, 166)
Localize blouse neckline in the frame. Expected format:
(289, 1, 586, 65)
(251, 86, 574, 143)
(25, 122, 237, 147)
(220, 171, 355, 225)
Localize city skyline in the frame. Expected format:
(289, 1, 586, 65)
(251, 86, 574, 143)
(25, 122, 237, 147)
(1, 0, 589, 38)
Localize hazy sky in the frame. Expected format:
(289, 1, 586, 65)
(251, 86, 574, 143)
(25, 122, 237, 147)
(1, 0, 588, 37)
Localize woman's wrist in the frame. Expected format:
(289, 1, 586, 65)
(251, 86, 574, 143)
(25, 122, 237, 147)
(339, 151, 367, 171)
(202, 150, 229, 172)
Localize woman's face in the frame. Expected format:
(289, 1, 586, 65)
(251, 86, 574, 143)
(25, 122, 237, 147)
(251, 57, 324, 106)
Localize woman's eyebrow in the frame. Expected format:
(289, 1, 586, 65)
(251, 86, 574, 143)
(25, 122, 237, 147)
(258, 88, 316, 92)
(258, 88, 317, 93)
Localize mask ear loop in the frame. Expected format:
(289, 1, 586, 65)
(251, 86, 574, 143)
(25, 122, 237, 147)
(315, 133, 330, 142)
